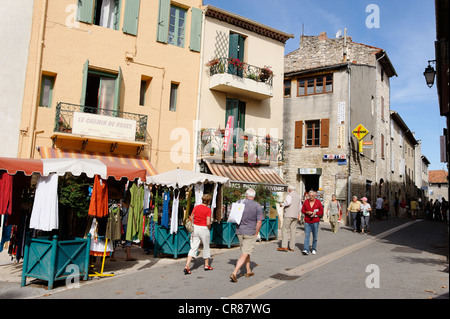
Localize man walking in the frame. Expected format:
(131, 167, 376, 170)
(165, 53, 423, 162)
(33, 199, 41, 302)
(278, 186, 301, 252)
(301, 190, 323, 255)
(230, 188, 264, 283)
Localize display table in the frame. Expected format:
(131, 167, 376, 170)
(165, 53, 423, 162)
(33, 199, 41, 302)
(259, 217, 278, 241)
(21, 233, 91, 290)
(210, 221, 239, 248)
(153, 225, 190, 258)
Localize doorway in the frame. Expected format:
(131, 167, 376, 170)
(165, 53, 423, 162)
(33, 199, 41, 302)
(298, 173, 321, 197)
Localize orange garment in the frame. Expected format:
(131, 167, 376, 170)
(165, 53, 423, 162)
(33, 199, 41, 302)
(88, 175, 108, 218)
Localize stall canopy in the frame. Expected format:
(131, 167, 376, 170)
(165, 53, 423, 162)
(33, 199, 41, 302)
(0, 157, 147, 181)
(146, 168, 229, 188)
(37, 146, 158, 178)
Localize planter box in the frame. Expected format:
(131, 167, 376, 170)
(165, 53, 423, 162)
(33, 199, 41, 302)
(21, 234, 91, 290)
(210, 222, 239, 248)
(259, 217, 278, 241)
(154, 225, 190, 258)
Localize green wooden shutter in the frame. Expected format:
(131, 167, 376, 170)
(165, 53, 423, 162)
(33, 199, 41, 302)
(238, 101, 246, 131)
(77, 0, 94, 24)
(114, 0, 121, 31)
(80, 59, 89, 106)
(123, 0, 140, 36)
(189, 8, 202, 52)
(114, 66, 123, 114)
(157, 0, 171, 43)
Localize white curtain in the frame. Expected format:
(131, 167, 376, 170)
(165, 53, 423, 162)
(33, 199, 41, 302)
(99, 0, 115, 29)
(98, 77, 116, 113)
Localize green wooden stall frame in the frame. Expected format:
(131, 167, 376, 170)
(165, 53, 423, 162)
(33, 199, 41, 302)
(210, 221, 239, 248)
(259, 217, 278, 241)
(21, 233, 91, 290)
(153, 225, 190, 258)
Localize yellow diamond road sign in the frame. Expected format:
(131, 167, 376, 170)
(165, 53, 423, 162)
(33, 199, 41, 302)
(352, 124, 369, 140)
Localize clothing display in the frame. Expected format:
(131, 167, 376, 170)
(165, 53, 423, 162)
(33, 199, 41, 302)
(125, 183, 145, 242)
(153, 191, 159, 223)
(88, 175, 109, 218)
(105, 204, 122, 242)
(30, 173, 59, 231)
(88, 218, 113, 257)
(194, 183, 203, 206)
(170, 190, 180, 234)
(0, 171, 13, 216)
(161, 191, 170, 229)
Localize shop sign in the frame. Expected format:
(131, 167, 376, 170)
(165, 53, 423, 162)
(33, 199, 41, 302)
(323, 154, 346, 160)
(298, 168, 322, 175)
(352, 124, 369, 140)
(72, 112, 136, 141)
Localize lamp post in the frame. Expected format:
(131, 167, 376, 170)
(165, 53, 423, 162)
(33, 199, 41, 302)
(423, 60, 436, 88)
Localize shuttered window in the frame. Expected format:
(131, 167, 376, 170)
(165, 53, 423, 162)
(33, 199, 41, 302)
(157, 0, 171, 43)
(294, 121, 303, 149)
(189, 8, 202, 52)
(123, 0, 140, 36)
(295, 119, 329, 148)
(77, 0, 95, 24)
(320, 119, 330, 148)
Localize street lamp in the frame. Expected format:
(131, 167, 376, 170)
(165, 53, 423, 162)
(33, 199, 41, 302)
(423, 60, 436, 88)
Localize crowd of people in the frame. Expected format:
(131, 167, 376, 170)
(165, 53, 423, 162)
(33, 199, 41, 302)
(180, 185, 448, 283)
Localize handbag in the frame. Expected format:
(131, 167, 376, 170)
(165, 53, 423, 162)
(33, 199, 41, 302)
(227, 201, 245, 225)
(185, 207, 195, 233)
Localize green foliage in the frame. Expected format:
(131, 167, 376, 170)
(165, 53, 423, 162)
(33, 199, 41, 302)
(58, 175, 91, 218)
(223, 183, 278, 209)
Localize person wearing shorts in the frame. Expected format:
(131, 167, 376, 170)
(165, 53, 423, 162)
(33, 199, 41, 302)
(230, 188, 263, 283)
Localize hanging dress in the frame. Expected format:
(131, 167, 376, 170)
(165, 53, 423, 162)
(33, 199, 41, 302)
(0, 171, 13, 216)
(161, 191, 170, 229)
(88, 175, 108, 218)
(125, 183, 145, 242)
(170, 190, 180, 234)
(29, 173, 59, 231)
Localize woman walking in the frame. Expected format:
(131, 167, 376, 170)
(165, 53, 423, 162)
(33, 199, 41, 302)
(184, 194, 213, 274)
(326, 194, 341, 233)
(360, 197, 372, 234)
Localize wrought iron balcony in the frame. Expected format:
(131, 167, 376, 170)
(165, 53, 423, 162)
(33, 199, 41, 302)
(207, 57, 274, 100)
(54, 102, 148, 143)
(197, 128, 284, 165)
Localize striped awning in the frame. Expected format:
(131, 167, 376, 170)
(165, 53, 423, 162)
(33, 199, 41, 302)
(37, 147, 158, 177)
(204, 161, 287, 192)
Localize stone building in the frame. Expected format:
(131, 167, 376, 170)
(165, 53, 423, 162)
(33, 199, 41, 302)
(283, 31, 397, 222)
(428, 170, 449, 201)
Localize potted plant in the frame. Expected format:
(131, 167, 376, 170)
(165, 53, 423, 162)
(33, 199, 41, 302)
(259, 65, 273, 82)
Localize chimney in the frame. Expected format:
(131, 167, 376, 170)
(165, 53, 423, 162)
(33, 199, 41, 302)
(318, 31, 327, 41)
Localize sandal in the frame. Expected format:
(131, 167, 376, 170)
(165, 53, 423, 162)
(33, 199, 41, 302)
(184, 266, 191, 275)
(204, 265, 213, 271)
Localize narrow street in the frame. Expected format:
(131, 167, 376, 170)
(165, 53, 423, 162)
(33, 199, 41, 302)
(1, 218, 447, 303)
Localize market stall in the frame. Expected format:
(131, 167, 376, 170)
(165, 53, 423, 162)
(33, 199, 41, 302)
(0, 156, 150, 289)
(146, 168, 229, 258)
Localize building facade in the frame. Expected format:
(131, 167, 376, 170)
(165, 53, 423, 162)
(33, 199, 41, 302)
(17, 0, 203, 173)
(195, 6, 293, 190)
(283, 32, 397, 221)
(428, 169, 449, 201)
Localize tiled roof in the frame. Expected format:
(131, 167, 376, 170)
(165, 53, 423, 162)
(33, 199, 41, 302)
(428, 170, 448, 184)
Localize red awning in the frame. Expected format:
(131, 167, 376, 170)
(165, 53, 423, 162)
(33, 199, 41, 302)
(0, 157, 147, 181)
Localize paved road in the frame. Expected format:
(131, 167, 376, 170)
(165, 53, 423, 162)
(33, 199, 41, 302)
(1, 218, 448, 304)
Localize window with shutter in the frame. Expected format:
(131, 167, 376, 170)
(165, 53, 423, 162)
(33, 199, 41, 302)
(157, 0, 171, 43)
(77, 0, 95, 24)
(189, 8, 202, 52)
(294, 121, 303, 149)
(320, 119, 330, 148)
(123, 0, 140, 36)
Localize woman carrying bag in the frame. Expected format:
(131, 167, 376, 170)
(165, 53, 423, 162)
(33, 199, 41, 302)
(184, 194, 213, 274)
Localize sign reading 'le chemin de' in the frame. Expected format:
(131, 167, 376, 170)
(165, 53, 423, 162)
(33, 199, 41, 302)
(72, 112, 136, 141)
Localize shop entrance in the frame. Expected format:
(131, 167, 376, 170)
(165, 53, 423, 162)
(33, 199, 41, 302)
(298, 173, 321, 196)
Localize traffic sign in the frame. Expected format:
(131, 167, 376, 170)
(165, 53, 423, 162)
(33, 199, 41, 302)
(352, 124, 369, 140)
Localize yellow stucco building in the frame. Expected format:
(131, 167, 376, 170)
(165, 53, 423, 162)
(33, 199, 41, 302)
(18, 0, 203, 173)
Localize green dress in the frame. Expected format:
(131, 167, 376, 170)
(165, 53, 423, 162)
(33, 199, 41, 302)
(126, 183, 145, 242)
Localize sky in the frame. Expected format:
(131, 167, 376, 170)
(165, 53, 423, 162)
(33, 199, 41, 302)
(204, 0, 445, 171)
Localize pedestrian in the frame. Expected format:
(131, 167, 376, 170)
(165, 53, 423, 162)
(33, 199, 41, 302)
(278, 186, 301, 252)
(382, 197, 390, 220)
(410, 198, 418, 220)
(301, 190, 323, 255)
(326, 194, 341, 233)
(375, 194, 384, 221)
(230, 188, 264, 283)
(184, 194, 213, 274)
(393, 196, 399, 218)
(433, 199, 441, 221)
(441, 198, 448, 222)
(400, 198, 407, 218)
(360, 197, 372, 234)
(347, 195, 362, 233)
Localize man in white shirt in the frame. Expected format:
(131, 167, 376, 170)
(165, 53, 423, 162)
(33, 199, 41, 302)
(277, 186, 301, 252)
(375, 194, 384, 220)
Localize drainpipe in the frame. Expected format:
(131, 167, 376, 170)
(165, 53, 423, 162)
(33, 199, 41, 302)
(347, 63, 352, 224)
(27, 0, 49, 159)
(192, 6, 207, 172)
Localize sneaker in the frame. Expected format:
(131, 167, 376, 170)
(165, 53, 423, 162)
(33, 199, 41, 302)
(311, 249, 317, 255)
(302, 250, 309, 255)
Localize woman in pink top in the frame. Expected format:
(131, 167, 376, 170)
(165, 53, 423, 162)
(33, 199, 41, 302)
(184, 194, 213, 274)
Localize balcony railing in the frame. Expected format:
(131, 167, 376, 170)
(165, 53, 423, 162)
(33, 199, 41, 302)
(208, 57, 273, 87)
(197, 128, 284, 164)
(54, 102, 148, 142)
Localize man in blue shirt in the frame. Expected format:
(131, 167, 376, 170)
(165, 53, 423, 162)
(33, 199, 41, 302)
(230, 188, 264, 283)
